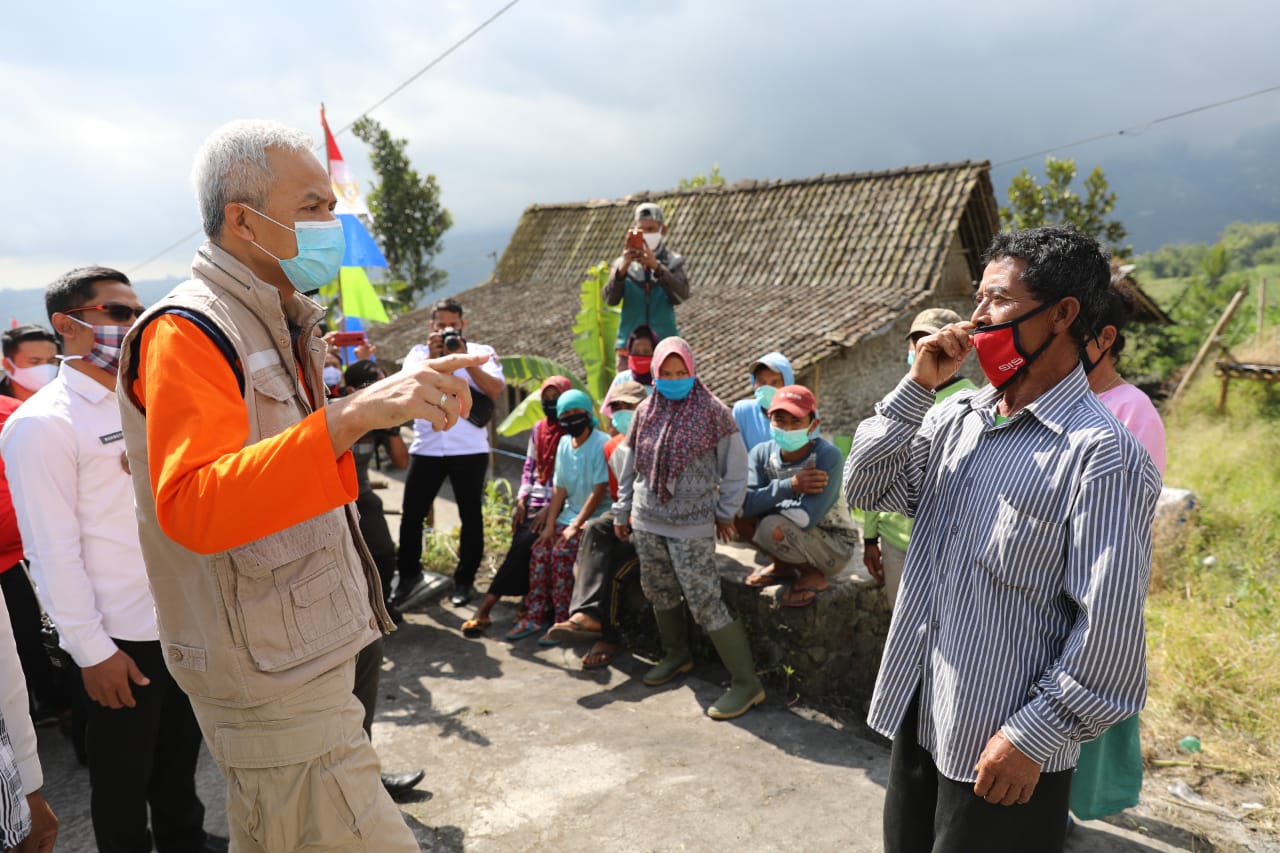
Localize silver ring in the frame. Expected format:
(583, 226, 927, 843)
(438, 393, 449, 408)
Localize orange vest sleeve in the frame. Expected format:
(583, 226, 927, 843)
(133, 315, 358, 554)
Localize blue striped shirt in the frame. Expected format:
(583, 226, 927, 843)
(843, 366, 1161, 782)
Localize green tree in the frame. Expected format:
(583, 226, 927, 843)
(1000, 157, 1129, 255)
(678, 164, 725, 190)
(351, 116, 453, 308)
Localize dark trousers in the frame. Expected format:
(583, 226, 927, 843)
(353, 637, 384, 739)
(0, 564, 71, 715)
(85, 638, 206, 853)
(397, 453, 489, 589)
(357, 490, 397, 604)
(569, 515, 640, 644)
(884, 693, 1072, 853)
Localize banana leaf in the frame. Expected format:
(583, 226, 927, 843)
(572, 262, 620, 405)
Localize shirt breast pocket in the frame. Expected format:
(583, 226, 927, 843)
(976, 495, 1065, 596)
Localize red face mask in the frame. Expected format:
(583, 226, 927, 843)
(971, 299, 1059, 390)
(628, 354, 653, 380)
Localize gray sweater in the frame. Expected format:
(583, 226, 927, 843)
(612, 433, 749, 540)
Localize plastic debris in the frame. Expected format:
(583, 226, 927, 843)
(1178, 735, 1203, 753)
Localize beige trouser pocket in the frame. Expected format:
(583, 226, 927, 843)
(193, 663, 418, 853)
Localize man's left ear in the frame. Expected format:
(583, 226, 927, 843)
(1055, 297, 1081, 333)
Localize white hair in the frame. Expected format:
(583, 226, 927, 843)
(191, 120, 315, 239)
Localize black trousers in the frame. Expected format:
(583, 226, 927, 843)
(85, 639, 206, 853)
(568, 515, 639, 644)
(357, 489, 397, 604)
(0, 564, 71, 715)
(353, 637, 384, 739)
(485, 504, 539, 599)
(884, 692, 1072, 853)
(397, 453, 489, 589)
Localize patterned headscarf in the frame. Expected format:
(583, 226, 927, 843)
(628, 337, 738, 503)
(533, 375, 573, 482)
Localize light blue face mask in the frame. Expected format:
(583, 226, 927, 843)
(245, 206, 346, 291)
(771, 425, 815, 453)
(611, 409, 634, 434)
(655, 377, 695, 400)
(754, 385, 777, 410)
(906, 350, 916, 367)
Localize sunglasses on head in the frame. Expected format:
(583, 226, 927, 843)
(63, 303, 146, 322)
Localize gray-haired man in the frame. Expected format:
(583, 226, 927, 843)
(117, 120, 485, 851)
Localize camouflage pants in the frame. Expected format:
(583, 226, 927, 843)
(632, 530, 733, 632)
(752, 514, 857, 578)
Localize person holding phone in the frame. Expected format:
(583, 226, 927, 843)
(603, 203, 690, 371)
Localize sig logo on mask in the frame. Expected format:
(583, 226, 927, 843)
(997, 357, 1025, 372)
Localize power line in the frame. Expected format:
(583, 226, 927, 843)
(993, 84, 1280, 168)
(128, 0, 525, 276)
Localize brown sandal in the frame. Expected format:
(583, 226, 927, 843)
(745, 564, 799, 588)
(582, 641, 620, 670)
(461, 616, 491, 636)
(781, 583, 825, 608)
(546, 615, 603, 643)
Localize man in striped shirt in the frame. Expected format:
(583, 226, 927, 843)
(844, 226, 1161, 853)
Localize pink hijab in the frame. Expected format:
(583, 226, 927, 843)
(628, 337, 738, 502)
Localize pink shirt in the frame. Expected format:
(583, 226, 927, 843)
(1099, 383, 1166, 476)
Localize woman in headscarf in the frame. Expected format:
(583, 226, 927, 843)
(505, 389, 611, 641)
(462, 376, 573, 635)
(612, 337, 763, 720)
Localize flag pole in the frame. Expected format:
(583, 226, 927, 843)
(321, 103, 345, 353)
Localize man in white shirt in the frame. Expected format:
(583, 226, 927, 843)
(0, 267, 220, 853)
(395, 298, 505, 608)
(0, 584, 57, 853)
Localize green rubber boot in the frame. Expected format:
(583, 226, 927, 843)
(707, 620, 766, 720)
(644, 606, 694, 686)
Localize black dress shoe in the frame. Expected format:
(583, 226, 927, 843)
(382, 768, 426, 797)
(449, 584, 475, 606)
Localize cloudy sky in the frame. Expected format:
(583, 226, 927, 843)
(2, 0, 1278, 293)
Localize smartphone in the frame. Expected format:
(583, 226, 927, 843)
(331, 331, 367, 348)
(626, 228, 646, 252)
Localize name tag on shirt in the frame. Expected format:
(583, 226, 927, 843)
(99, 430, 124, 445)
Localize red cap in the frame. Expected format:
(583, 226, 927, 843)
(768, 385, 817, 418)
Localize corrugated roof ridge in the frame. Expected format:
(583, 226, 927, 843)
(522, 160, 992, 213)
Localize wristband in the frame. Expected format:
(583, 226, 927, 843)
(864, 537, 881, 547)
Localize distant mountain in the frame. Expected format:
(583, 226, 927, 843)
(0, 277, 184, 328)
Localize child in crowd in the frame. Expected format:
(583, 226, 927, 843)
(730, 352, 793, 451)
(462, 376, 573, 635)
(610, 325, 658, 390)
(613, 337, 762, 720)
(506, 389, 610, 641)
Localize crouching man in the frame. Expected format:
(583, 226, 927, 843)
(735, 385, 857, 607)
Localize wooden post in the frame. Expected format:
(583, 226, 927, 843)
(1171, 287, 1249, 405)
(1217, 375, 1230, 412)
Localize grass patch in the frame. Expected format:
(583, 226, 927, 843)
(1144, 338, 1280, 808)
(418, 477, 515, 577)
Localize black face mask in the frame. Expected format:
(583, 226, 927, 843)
(541, 399, 559, 420)
(558, 412, 592, 437)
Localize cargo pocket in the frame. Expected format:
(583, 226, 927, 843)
(251, 362, 303, 439)
(228, 512, 365, 672)
(976, 494, 1065, 597)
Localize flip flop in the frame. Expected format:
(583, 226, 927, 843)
(782, 583, 825, 608)
(461, 616, 491, 637)
(745, 566, 798, 588)
(582, 642, 620, 670)
(504, 621, 546, 641)
(546, 615, 604, 643)
(537, 633, 562, 647)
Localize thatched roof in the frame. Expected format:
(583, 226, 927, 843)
(374, 161, 999, 402)
(1111, 262, 1174, 326)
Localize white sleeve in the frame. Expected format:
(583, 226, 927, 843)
(0, 415, 117, 667)
(0, 583, 41, 793)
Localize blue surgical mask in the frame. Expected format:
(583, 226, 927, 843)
(906, 350, 915, 367)
(245, 206, 346, 291)
(754, 385, 776, 410)
(655, 377, 694, 400)
(611, 409, 634, 434)
(771, 425, 814, 453)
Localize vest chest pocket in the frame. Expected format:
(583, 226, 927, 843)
(226, 512, 365, 672)
(251, 363, 304, 439)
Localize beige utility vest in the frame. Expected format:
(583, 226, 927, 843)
(118, 242, 390, 708)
